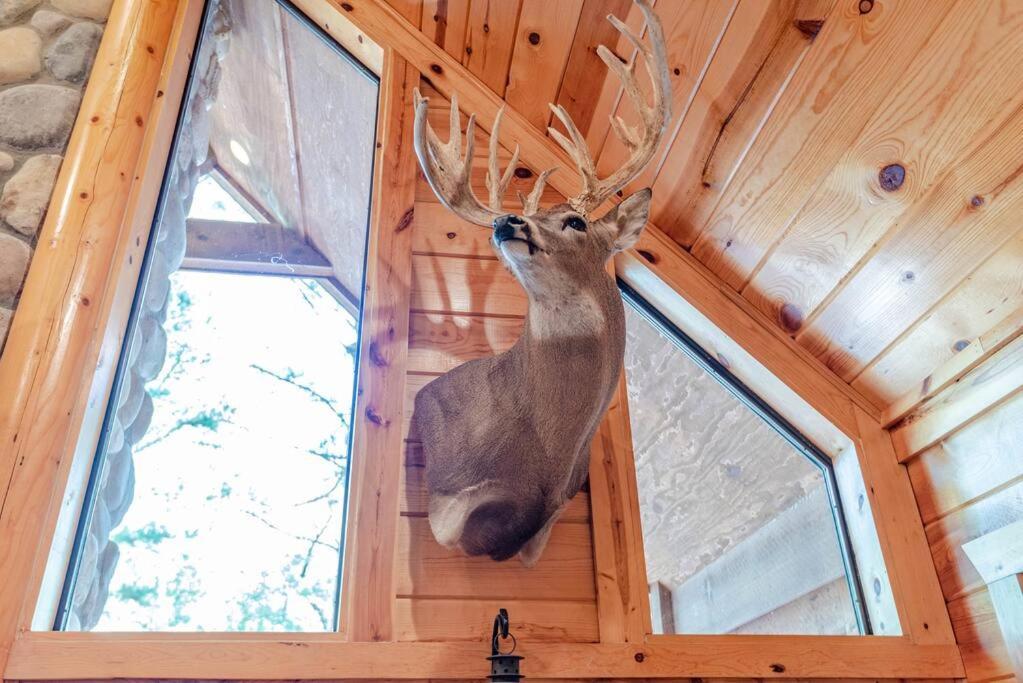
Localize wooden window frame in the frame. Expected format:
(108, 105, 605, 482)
(0, 0, 963, 679)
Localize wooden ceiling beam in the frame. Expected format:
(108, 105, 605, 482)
(330, 0, 882, 427)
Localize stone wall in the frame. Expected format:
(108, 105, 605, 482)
(0, 0, 110, 351)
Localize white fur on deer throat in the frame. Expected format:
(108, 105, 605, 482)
(527, 290, 606, 340)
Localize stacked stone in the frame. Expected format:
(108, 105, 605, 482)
(0, 0, 109, 347)
(66, 0, 231, 630)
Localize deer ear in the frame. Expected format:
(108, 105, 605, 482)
(603, 188, 652, 252)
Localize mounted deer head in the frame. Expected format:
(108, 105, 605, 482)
(410, 0, 670, 565)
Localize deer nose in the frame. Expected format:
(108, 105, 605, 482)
(493, 214, 524, 242)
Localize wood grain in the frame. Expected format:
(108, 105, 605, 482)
(853, 407, 956, 644)
(595, 0, 736, 192)
(394, 596, 599, 642)
(340, 51, 418, 642)
(947, 587, 1017, 683)
(407, 311, 521, 373)
(3, 631, 966, 680)
(925, 478, 1023, 602)
(504, 0, 583, 132)
(462, 0, 522, 96)
(743, 0, 1023, 344)
(411, 253, 527, 315)
(420, 0, 470, 61)
(691, 0, 953, 290)
(650, 0, 833, 247)
(907, 392, 1023, 525)
(798, 104, 1023, 381)
(0, 0, 187, 665)
(395, 517, 596, 600)
(891, 335, 1023, 462)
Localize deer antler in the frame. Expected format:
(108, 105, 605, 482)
(412, 0, 669, 222)
(413, 90, 551, 227)
(550, 0, 670, 216)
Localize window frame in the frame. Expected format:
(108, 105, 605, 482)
(50, 0, 380, 633)
(619, 280, 870, 635)
(0, 0, 963, 679)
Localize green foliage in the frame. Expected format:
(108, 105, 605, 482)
(113, 522, 173, 547)
(116, 582, 158, 607)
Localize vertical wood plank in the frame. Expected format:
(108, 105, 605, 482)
(420, 0, 470, 60)
(853, 407, 956, 645)
(552, 0, 631, 143)
(503, 0, 584, 132)
(462, 0, 522, 96)
(589, 375, 650, 643)
(341, 50, 418, 641)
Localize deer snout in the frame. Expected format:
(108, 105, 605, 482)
(493, 214, 525, 243)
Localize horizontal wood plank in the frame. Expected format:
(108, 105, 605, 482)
(908, 392, 1023, 524)
(394, 597, 598, 642)
(891, 336, 1023, 462)
(411, 254, 527, 315)
(948, 587, 1017, 683)
(925, 478, 1023, 601)
(4, 631, 966, 679)
(408, 311, 521, 373)
(400, 463, 590, 523)
(395, 517, 595, 601)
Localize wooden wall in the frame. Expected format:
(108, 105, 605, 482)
(394, 80, 599, 644)
(895, 336, 1023, 683)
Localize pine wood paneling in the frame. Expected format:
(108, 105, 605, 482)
(650, 0, 832, 247)
(552, 0, 632, 144)
(395, 517, 596, 600)
(594, 0, 735, 190)
(420, 0, 470, 60)
(744, 0, 1023, 344)
(504, 0, 584, 132)
(394, 597, 599, 641)
(462, 0, 522, 96)
(410, 254, 527, 315)
(691, 0, 953, 289)
(407, 311, 521, 373)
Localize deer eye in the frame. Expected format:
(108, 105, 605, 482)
(563, 216, 587, 232)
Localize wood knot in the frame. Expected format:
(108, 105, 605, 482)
(770, 664, 786, 673)
(528, 31, 540, 45)
(368, 341, 388, 368)
(779, 302, 804, 332)
(879, 163, 905, 192)
(970, 195, 985, 208)
(873, 577, 882, 596)
(483, 23, 490, 33)
(430, 63, 443, 75)
(858, 0, 874, 13)
(634, 652, 645, 663)
(953, 339, 970, 352)
(514, 166, 533, 179)
(902, 271, 915, 283)
(340, 2, 354, 10)
(365, 407, 388, 426)
(673, 67, 681, 75)
(446, 231, 457, 239)
(637, 249, 657, 264)
(395, 207, 414, 233)
(794, 19, 824, 39)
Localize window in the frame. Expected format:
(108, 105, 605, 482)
(620, 284, 868, 636)
(54, 0, 378, 631)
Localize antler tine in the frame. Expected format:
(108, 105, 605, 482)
(551, 0, 671, 215)
(518, 167, 556, 215)
(486, 106, 520, 212)
(412, 88, 503, 227)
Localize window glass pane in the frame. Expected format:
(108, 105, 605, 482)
(57, 0, 377, 631)
(623, 300, 866, 635)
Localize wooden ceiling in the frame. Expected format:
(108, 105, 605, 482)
(385, 0, 1023, 411)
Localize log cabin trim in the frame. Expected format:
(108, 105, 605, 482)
(0, 0, 967, 680)
(5, 632, 964, 680)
